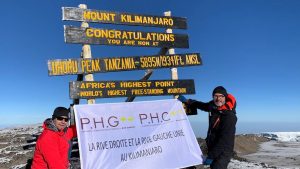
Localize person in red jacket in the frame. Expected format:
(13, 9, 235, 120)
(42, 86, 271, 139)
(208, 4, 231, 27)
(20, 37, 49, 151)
(178, 86, 237, 169)
(31, 107, 77, 169)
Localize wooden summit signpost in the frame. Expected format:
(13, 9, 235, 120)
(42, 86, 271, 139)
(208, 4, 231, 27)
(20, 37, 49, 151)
(49, 4, 201, 115)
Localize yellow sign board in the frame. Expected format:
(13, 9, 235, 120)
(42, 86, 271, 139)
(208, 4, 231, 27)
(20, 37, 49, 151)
(70, 80, 195, 99)
(63, 7, 187, 29)
(48, 53, 201, 76)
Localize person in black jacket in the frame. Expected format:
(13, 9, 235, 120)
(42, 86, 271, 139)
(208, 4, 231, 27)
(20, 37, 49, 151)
(178, 86, 237, 169)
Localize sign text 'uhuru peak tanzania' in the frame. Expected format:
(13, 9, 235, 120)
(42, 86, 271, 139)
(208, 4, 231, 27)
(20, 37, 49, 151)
(48, 53, 201, 76)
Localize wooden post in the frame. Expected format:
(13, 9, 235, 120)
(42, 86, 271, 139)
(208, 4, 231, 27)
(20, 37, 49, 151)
(164, 11, 178, 99)
(79, 4, 95, 104)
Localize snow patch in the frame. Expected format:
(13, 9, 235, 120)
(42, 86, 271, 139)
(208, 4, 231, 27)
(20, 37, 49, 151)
(16, 150, 31, 155)
(11, 163, 27, 169)
(0, 157, 11, 163)
(228, 159, 276, 169)
(261, 132, 300, 142)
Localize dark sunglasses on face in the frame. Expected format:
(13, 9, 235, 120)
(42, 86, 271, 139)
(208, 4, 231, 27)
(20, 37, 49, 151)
(213, 95, 225, 99)
(56, 116, 69, 122)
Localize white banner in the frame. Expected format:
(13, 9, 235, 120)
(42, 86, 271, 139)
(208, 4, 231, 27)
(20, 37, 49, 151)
(74, 99, 203, 169)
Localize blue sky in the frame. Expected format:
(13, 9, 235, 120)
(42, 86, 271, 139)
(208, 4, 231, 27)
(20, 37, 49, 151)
(1, 0, 299, 134)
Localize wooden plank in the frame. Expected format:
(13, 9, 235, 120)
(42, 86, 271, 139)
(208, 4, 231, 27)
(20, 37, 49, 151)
(64, 26, 189, 48)
(48, 53, 201, 76)
(62, 7, 187, 29)
(69, 79, 195, 99)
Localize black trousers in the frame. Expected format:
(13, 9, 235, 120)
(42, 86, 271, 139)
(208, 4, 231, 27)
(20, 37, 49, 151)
(210, 152, 232, 169)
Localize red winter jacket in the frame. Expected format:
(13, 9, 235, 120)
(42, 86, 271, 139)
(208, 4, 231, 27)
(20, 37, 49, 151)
(31, 119, 77, 169)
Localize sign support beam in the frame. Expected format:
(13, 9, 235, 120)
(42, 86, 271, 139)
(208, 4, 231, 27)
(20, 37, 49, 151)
(165, 11, 178, 99)
(80, 4, 95, 104)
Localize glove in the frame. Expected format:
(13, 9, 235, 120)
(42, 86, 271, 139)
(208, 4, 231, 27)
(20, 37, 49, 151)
(203, 158, 213, 165)
(177, 95, 187, 102)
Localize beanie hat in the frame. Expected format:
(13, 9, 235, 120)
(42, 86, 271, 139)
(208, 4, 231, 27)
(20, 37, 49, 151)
(212, 86, 228, 97)
(52, 107, 69, 118)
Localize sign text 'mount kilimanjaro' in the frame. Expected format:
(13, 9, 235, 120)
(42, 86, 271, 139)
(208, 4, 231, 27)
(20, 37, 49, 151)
(48, 53, 201, 76)
(64, 26, 189, 48)
(69, 80, 195, 99)
(63, 7, 187, 29)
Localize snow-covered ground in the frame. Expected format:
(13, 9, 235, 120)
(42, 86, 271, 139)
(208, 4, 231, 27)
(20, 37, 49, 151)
(0, 124, 41, 135)
(229, 159, 279, 169)
(242, 132, 300, 169)
(0, 124, 42, 169)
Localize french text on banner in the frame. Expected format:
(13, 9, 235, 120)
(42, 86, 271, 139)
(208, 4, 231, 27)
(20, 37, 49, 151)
(74, 99, 203, 169)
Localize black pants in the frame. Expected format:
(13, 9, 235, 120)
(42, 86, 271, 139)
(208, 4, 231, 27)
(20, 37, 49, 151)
(210, 152, 232, 169)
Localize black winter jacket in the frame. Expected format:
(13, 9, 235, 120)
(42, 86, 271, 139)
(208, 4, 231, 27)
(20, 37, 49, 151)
(190, 94, 237, 159)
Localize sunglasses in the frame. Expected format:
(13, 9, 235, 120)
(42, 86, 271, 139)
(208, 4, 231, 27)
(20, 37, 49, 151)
(56, 116, 69, 122)
(213, 95, 225, 99)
